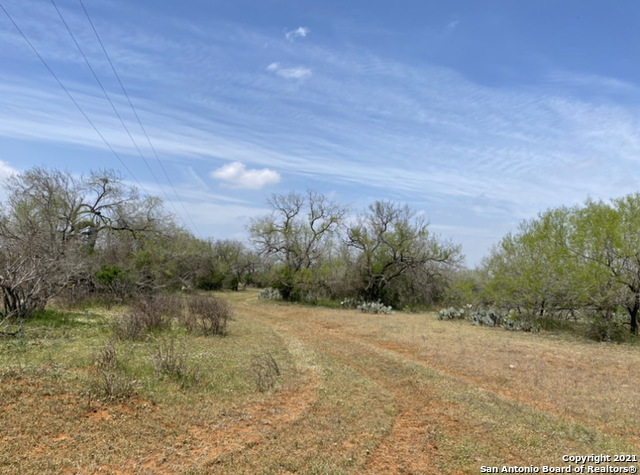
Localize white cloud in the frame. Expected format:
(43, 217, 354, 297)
(447, 20, 460, 30)
(266, 63, 312, 79)
(0, 160, 18, 180)
(211, 161, 280, 189)
(277, 67, 312, 79)
(285, 27, 309, 41)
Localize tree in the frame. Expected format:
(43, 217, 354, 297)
(346, 201, 462, 307)
(79, 170, 166, 251)
(443, 268, 488, 307)
(0, 167, 170, 321)
(0, 168, 86, 321)
(483, 207, 584, 318)
(569, 196, 640, 335)
(249, 191, 346, 300)
(211, 239, 257, 290)
(484, 195, 640, 335)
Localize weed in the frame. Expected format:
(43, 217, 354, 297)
(152, 337, 185, 377)
(250, 353, 281, 392)
(89, 340, 136, 402)
(152, 337, 202, 389)
(182, 295, 231, 336)
(111, 313, 146, 341)
(95, 339, 117, 371)
(89, 369, 136, 402)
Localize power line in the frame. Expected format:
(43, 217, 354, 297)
(78, 0, 202, 235)
(0, 1, 144, 190)
(49, 0, 183, 220)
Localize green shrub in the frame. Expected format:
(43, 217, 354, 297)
(503, 310, 540, 333)
(96, 264, 133, 300)
(586, 315, 628, 342)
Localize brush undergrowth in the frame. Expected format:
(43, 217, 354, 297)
(0, 293, 295, 408)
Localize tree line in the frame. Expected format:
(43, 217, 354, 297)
(0, 167, 462, 325)
(3, 166, 639, 339)
(481, 195, 640, 336)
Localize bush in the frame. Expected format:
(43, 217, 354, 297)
(131, 296, 177, 332)
(250, 353, 281, 392)
(111, 313, 146, 341)
(182, 295, 231, 336)
(503, 310, 540, 333)
(586, 315, 629, 342)
(111, 295, 181, 340)
(152, 338, 202, 389)
(89, 341, 136, 402)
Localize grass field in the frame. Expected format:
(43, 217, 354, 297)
(1, 291, 639, 474)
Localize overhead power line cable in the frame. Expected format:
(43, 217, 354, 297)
(0, 1, 144, 190)
(78, 0, 202, 235)
(49, 0, 183, 220)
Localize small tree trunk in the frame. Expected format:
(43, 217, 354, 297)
(628, 291, 639, 335)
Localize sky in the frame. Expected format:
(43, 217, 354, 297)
(2, 0, 640, 267)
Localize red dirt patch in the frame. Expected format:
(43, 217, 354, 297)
(138, 374, 320, 473)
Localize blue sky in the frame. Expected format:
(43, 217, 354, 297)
(2, 0, 640, 267)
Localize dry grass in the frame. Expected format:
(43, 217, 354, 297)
(1, 292, 639, 473)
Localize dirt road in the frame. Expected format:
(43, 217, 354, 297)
(216, 293, 640, 474)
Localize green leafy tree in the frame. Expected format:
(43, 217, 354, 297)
(484, 207, 583, 317)
(569, 196, 640, 334)
(485, 195, 640, 335)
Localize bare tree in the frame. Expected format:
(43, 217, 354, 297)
(249, 191, 346, 300)
(346, 201, 462, 306)
(0, 168, 169, 323)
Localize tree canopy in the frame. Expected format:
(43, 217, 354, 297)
(484, 194, 640, 335)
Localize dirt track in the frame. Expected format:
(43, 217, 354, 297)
(221, 293, 640, 474)
(3, 293, 639, 474)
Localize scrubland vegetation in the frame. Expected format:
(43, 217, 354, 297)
(1, 167, 640, 473)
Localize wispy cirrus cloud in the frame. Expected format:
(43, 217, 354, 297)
(4, 4, 640, 265)
(266, 62, 312, 79)
(447, 20, 460, 30)
(285, 26, 309, 41)
(211, 162, 280, 189)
